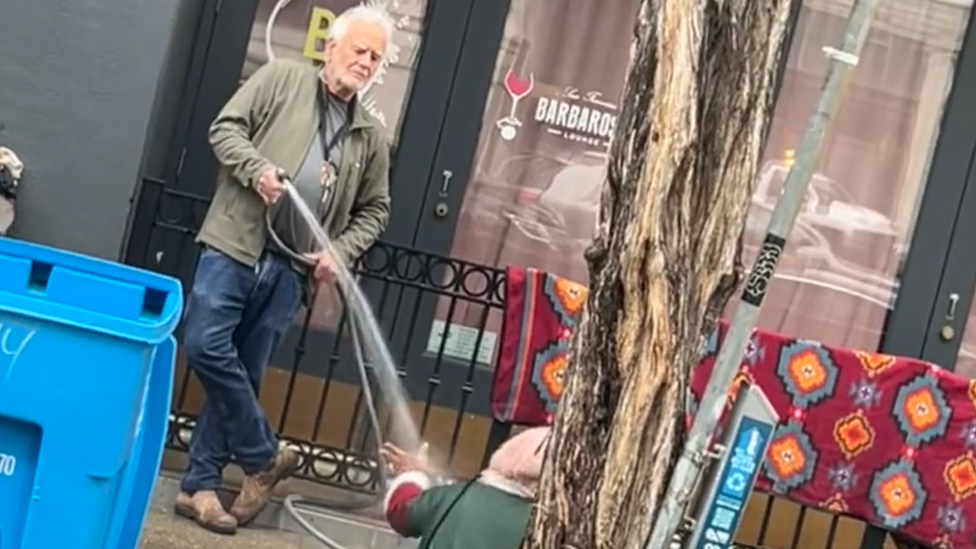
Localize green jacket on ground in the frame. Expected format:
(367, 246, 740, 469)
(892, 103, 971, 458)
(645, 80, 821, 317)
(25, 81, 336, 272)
(197, 58, 391, 267)
(385, 472, 532, 549)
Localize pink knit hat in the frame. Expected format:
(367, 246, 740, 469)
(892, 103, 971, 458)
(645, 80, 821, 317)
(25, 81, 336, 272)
(480, 426, 551, 499)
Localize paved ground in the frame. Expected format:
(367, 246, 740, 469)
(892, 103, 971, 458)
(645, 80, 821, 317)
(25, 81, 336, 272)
(138, 486, 411, 549)
(139, 507, 310, 549)
(139, 473, 412, 549)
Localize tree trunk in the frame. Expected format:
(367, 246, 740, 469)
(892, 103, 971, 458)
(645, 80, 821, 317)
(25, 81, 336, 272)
(521, 1, 795, 548)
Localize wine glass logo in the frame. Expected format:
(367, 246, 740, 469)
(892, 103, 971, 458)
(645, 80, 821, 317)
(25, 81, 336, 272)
(496, 69, 535, 141)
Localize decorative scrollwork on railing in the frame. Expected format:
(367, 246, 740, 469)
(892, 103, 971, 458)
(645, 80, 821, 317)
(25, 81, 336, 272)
(136, 178, 507, 491)
(167, 413, 383, 491)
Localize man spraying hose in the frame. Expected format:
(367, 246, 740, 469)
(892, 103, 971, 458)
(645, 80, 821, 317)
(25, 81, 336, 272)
(175, 5, 394, 535)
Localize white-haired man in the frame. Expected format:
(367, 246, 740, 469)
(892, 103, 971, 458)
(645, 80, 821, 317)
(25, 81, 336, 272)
(174, 5, 394, 534)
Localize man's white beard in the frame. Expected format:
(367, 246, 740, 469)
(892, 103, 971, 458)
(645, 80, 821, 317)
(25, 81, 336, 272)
(337, 75, 368, 96)
(322, 66, 364, 100)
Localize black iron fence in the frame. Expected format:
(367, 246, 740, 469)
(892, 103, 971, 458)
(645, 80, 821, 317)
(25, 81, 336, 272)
(125, 176, 888, 549)
(125, 177, 515, 493)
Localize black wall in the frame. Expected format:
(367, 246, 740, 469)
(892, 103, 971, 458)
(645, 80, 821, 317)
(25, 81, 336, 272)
(0, 0, 199, 259)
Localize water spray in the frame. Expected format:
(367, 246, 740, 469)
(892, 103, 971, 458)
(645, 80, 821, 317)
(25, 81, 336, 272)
(266, 173, 422, 549)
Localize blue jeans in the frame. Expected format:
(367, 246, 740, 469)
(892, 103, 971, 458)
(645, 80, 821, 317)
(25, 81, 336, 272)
(179, 248, 301, 493)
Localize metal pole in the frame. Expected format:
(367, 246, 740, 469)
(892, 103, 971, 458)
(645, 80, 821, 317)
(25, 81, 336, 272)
(644, 0, 881, 547)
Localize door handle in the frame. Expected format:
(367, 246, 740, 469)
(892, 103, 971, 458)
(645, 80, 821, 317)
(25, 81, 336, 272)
(946, 292, 960, 321)
(438, 169, 453, 198)
(432, 169, 454, 219)
(940, 292, 961, 342)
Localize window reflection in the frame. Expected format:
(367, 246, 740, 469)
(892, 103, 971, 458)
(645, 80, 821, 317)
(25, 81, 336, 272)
(735, 2, 967, 350)
(436, 0, 970, 366)
(431, 0, 635, 367)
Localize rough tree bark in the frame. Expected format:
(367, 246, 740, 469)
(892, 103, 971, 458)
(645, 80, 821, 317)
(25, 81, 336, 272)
(521, 1, 795, 548)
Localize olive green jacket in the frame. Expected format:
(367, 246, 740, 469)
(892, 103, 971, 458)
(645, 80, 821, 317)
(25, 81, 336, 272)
(197, 58, 391, 268)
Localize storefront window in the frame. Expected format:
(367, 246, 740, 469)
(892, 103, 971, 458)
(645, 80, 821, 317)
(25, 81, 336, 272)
(436, 0, 970, 366)
(735, 1, 969, 350)
(447, 0, 631, 287)
(428, 0, 635, 367)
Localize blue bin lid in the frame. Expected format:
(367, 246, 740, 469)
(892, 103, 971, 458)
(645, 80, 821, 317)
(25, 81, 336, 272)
(0, 237, 183, 344)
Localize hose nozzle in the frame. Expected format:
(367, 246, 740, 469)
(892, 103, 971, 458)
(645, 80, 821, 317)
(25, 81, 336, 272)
(275, 167, 291, 184)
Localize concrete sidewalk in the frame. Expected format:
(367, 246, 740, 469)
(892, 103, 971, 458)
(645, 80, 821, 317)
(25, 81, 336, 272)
(139, 507, 308, 549)
(137, 474, 414, 549)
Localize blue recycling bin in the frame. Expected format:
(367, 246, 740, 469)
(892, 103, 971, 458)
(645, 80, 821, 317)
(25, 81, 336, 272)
(0, 236, 183, 549)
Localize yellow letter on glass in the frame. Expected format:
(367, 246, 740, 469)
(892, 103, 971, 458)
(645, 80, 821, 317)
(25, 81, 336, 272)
(303, 7, 336, 61)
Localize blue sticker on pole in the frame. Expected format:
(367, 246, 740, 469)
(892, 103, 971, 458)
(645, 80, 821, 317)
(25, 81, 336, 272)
(693, 416, 773, 549)
(721, 419, 770, 500)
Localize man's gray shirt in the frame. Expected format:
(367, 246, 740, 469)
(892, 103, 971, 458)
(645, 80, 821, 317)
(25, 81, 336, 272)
(271, 89, 349, 257)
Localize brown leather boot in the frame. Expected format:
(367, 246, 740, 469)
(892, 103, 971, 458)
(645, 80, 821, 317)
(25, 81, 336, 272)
(230, 447, 299, 525)
(173, 490, 237, 535)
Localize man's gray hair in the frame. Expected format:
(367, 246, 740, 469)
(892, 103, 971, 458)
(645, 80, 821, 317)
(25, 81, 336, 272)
(329, 4, 396, 58)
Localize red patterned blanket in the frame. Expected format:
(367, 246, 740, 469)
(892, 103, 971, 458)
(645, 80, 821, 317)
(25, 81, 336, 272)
(491, 266, 976, 549)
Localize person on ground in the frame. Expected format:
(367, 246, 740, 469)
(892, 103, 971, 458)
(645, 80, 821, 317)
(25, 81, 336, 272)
(381, 427, 550, 549)
(175, 4, 394, 535)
